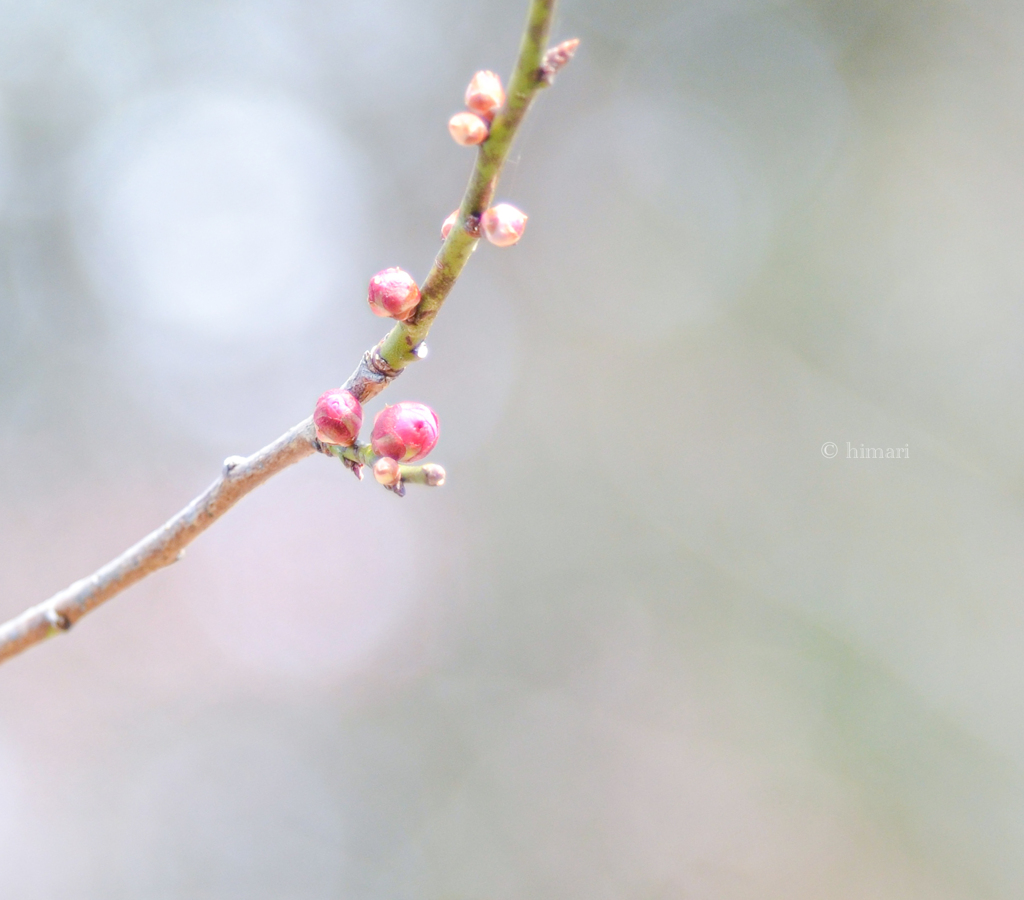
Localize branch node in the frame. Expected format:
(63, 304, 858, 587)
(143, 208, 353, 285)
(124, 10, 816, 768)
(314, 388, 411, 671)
(368, 343, 402, 379)
(540, 38, 580, 85)
(342, 455, 365, 480)
(343, 343, 404, 403)
(222, 455, 247, 475)
(45, 609, 71, 632)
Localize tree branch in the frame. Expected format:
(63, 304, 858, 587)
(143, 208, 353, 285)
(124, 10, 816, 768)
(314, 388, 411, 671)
(0, 418, 317, 665)
(374, 0, 556, 374)
(0, 0, 573, 668)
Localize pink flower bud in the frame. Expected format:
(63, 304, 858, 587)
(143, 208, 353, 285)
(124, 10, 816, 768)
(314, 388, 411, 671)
(465, 70, 505, 117)
(371, 401, 440, 463)
(480, 203, 528, 247)
(368, 267, 420, 320)
(448, 111, 489, 146)
(313, 389, 363, 446)
(373, 457, 401, 486)
(441, 209, 459, 240)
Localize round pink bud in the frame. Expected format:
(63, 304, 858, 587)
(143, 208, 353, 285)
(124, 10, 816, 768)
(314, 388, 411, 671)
(441, 209, 459, 240)
(313, 389, 363, 446)
(371, 401, 440, 463)
(373, 457, 401, 486)
(465, 70, 505, 117)
(448, 111, 489, 146)
(368, 267, 420, 320)
(481, 203, 528, 247)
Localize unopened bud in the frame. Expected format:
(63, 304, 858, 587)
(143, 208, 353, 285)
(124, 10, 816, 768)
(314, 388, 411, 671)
(448, 111, 489, 146)
(541, 38, 580, 85)
(422, 464, 446, 487)
(465, 70, 505, 117)
(480, 203, 528, 247)
(371, 401, 440, 463)
(441, 209, 459, 240)
(313, 389, 363, 446)
(367, 267, 420, 320)
(373, 457, 401, 486)
(222, 455, 246, 474)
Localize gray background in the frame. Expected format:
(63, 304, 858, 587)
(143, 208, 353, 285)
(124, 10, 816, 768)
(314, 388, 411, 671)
(0, 0, 1022, 896)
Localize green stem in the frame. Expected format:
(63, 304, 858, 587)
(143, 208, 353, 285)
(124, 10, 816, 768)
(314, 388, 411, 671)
(327, 443, 444, 489)
(377, 0, 557, 369)
(330, 442, 374, 468)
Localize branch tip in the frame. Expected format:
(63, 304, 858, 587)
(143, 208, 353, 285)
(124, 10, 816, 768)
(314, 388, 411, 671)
(343, 343, 405, 403)
(422, 464, 446, 487)
(45, 609, 71, 632)
(540, 38, 580, 85)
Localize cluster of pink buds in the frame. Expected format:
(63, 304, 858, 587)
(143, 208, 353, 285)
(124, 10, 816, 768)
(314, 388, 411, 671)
(448, 70, 505, 146)
(441, 202, 527, 247)
(318, 57, 543, 492)
(441, 68, 527, 246)
(314, 390, 444, 492)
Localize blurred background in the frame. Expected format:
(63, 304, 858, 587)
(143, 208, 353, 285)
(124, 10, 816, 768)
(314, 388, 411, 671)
(0, 0, 1022, 895)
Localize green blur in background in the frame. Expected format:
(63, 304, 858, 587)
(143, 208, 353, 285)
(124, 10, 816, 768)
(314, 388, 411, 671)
(0, 0, 1021, 896)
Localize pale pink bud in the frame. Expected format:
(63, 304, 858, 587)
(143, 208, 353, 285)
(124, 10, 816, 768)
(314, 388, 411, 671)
(371, 401, 440, 463)
(313, 389, 363, 446)
(441, 209, 459, 240)
(540, 38, 580, 85)
(367, 267, 420, 320)
(448, 111, 489, 146)
(373, 457, 401, 486)
(465, 70, 505, 117)
(480, 203, 528, 247)
(422, 464, 446, 487)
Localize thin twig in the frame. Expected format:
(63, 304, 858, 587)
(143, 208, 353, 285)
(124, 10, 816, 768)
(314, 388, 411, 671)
(0, 418, 317, 665)
(0, 0, 573, 668)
